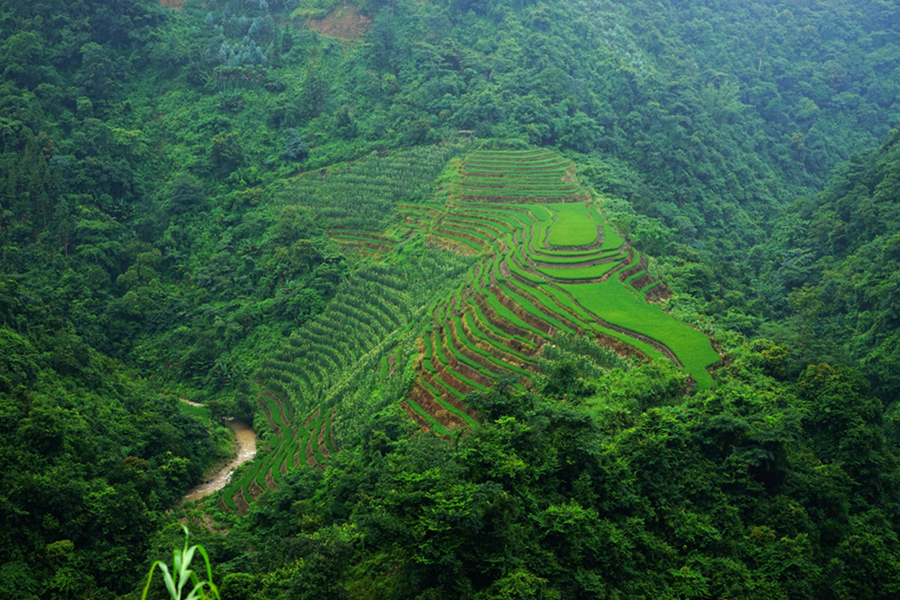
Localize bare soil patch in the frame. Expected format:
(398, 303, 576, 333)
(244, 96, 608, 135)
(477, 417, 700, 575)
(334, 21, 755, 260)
(248, 477, 265, 500)
(631, 274, 654, 291)
(427, 235, 481, 256)
(645, 282, 673, 303)
(619, 252, 648, 281)
(308, 5, 371, 39)
(265, 468, 280, 491)
(432, 363, 474, 397)
(233, 488, 251, 515)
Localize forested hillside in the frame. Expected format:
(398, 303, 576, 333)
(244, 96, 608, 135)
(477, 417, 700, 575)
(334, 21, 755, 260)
(1, 0, 900, 597)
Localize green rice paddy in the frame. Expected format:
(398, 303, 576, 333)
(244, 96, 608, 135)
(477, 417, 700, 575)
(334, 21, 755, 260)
(536, 262, 619, 280)
(546, 203, 597, 247)
(561, 280, 720, 389)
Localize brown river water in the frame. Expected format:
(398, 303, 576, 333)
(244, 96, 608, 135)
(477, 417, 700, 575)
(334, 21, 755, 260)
(182, 420, 256, 503)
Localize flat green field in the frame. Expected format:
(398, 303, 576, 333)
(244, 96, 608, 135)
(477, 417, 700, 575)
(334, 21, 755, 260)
(562, 280, 720, 389)
(547, 204, 596, 247)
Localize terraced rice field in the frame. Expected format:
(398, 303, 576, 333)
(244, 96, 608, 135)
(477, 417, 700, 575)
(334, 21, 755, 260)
(227, 147, 471, 511)
(247, 146, 721, 510)
(397, 149, 720, 433)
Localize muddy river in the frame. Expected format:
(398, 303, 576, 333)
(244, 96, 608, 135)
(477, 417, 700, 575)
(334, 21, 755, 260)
(182, 420, 256, 503)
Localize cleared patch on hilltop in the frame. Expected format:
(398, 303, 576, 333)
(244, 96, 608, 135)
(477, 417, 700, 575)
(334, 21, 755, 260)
(308, 5, 371, 39)
(159, 0, 187, 8)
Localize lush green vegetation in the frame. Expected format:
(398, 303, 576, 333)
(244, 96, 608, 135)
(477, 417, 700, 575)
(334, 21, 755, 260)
(0, 314, 226, 597)
(169, 344, 900, 600)
(3, 0, 900, 596)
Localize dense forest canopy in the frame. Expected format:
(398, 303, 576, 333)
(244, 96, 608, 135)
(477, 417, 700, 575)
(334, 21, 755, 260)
(1, 0, 900, 597)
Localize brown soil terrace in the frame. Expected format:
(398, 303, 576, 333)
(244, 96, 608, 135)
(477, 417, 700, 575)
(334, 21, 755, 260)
(303, 406, 321, 429)
(402, 400, 430, 430)
(440, 326, 501, 387)
(233, 488, 251, 515)
(410, 384, 468, 429)
(467, 305, 537, 355)
(491, 285, 557, 337)
(504, 279, 584, 335)
(248, 478, 265, 500)
(509, 253, 545, 281)
(434, 227, 488, 249)
(619, 253, 649, 281)
(431, 359, 477, 397)
(631, 274, 654, 291)
(427, 235, 481, 255)
(423, 373, 479, 418)
(645, 282, 673, 302)
(459, 313, 535, 369)
(475, 295, 539, 343)
(448, 319, 529, 379)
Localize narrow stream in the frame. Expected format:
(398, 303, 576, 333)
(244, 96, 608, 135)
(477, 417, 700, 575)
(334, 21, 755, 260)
(182, 420, 256, 503)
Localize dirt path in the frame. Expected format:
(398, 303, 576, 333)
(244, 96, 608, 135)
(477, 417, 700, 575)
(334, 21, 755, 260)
(182, 420, 256, 503)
